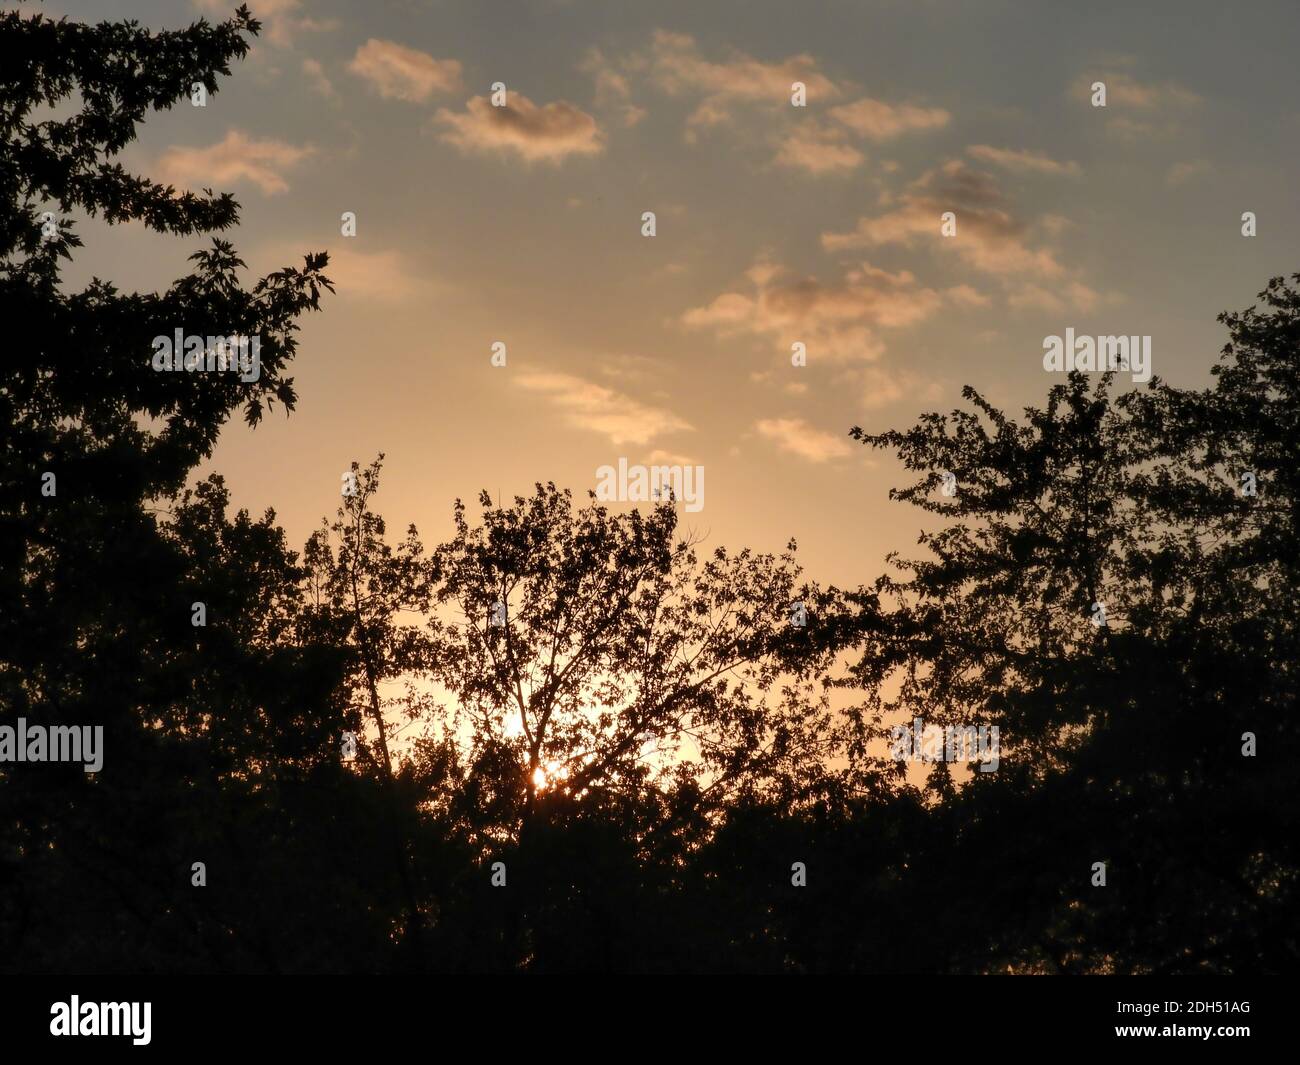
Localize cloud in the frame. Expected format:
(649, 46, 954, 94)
(856, 366, 911, 411)
(515, 371, 690, 445)
(319, 247, 440, 304)
(1080, 71, 1200, 110)
(581, 48, 651, 129)
(774, 96, 949, 174)
(582, 48, 634, 103)
(1007, 280, 1100, 314)
(774, 122, 864, 174)
(647, 30, 838, 104)
(683, 258, 943, 362)
(348, 39, 462, 102)
(195, 0, 336, 48)
(301, 58, 337, 100)
(157, 129, 314, 196)
(646, 448, 698, 467)
(946, 283, 991, 308)
(596, 353, 671, 386)
(1077, 71, 1200, 138)
(755, 418, 852, 462)
(435, 93, 604, 163)
(821, 160, 1065, 278)
(750, 369, 809, 396)
(1166, 159, 1211, 186)
(592, 33, 945, 169)
(966, 144, 1080, 176)
(251, 243, 442, 304)
(828, 98, 950, 140)
(606, 30, 840, 142)
(1040, 214, 1074, 236)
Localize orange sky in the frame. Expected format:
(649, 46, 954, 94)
(51, 0, 1300, 594)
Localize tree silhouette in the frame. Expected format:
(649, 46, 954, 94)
(2, 0, 1295, 976)
(319, 472, 864, 969)
(0, 4, 375, 972)
(425, 481, 855, 836)
(301, 455, 441, 963)
(847, 285, 1299, 971)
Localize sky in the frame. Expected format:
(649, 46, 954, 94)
(46, 0, 1300, 591)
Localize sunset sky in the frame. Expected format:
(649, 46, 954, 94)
(51, 0, 1300, 589)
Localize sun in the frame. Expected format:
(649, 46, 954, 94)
(532, 761, 570, 792)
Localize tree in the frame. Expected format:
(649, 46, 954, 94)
(424, 482, 858, 845)
(0, 3, 360, 972)
(4, 0, 1294, 977)
(847, 281, 1300, 971)
(302, 455, 441, 962)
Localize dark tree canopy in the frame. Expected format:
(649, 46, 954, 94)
(847, 281, 1299, 971)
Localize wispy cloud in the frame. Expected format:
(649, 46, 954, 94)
(515, 371, 690, 445)
(596, 353, 672, 387)
(1166, 159, 1211, 186)
(648, 29, 838, 107)
(581, 47, 650, 129)
(195, 0, 336, 48)
(251, 243, 444, 305)
(318, 247, 441, 304)
(157, 129, 314, 196)
(966, 144, 1080, 176)
(1007, 280, 1100, 314)
(828, 98, 950, 140)
(755, 417, 852, 462)
(1079, 70, 1201, 110)
(1076, 69, 1201, 138)
(301, 57, 337, 101)
(855, 365, 920, 410)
